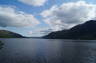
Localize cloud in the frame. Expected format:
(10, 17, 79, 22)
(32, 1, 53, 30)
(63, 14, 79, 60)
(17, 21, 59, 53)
(41, 1, 96, 31)
(27, 27, 52, 37)
(28, 31, 33, 35)
(0, 6, 40, 27)
(19, 0, 47, 6)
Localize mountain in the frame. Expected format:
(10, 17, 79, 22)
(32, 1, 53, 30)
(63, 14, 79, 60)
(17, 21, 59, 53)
(43, 20, 96, 39)
(0, 30, 24, 38)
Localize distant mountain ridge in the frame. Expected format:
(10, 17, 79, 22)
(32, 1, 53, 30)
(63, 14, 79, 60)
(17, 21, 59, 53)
(0, 30, 24, 38)
(43, 20, 96, 39)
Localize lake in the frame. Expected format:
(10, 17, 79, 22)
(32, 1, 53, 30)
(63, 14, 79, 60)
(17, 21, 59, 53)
(0, 38, 96, 63)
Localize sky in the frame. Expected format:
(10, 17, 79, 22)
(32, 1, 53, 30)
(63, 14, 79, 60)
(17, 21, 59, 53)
(0, 0, 96, 37)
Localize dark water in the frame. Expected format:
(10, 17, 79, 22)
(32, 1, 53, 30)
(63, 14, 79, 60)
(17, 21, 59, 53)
(0, 39, 96, 63)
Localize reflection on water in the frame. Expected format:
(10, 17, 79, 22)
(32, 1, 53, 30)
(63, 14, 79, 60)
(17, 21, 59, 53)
(0, 39, 96, 63)
(70, 46, 96, 63)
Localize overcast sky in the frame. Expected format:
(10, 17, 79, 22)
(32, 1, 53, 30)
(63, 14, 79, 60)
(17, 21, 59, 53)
(0, 0, 96, 37)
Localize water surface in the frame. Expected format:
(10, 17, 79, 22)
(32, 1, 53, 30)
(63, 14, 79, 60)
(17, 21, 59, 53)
(0, 38, 96, 63)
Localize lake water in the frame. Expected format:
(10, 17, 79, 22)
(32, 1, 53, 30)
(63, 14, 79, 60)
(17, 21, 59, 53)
(0, 38, 96, 63)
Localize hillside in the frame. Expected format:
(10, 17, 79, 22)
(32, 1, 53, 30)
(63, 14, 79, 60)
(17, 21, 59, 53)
(0, 30, 24, 38)
(44, 20, 96, 39)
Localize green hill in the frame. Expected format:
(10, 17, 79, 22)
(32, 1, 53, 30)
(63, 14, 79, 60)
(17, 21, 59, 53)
(0, 30, 24, 38)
